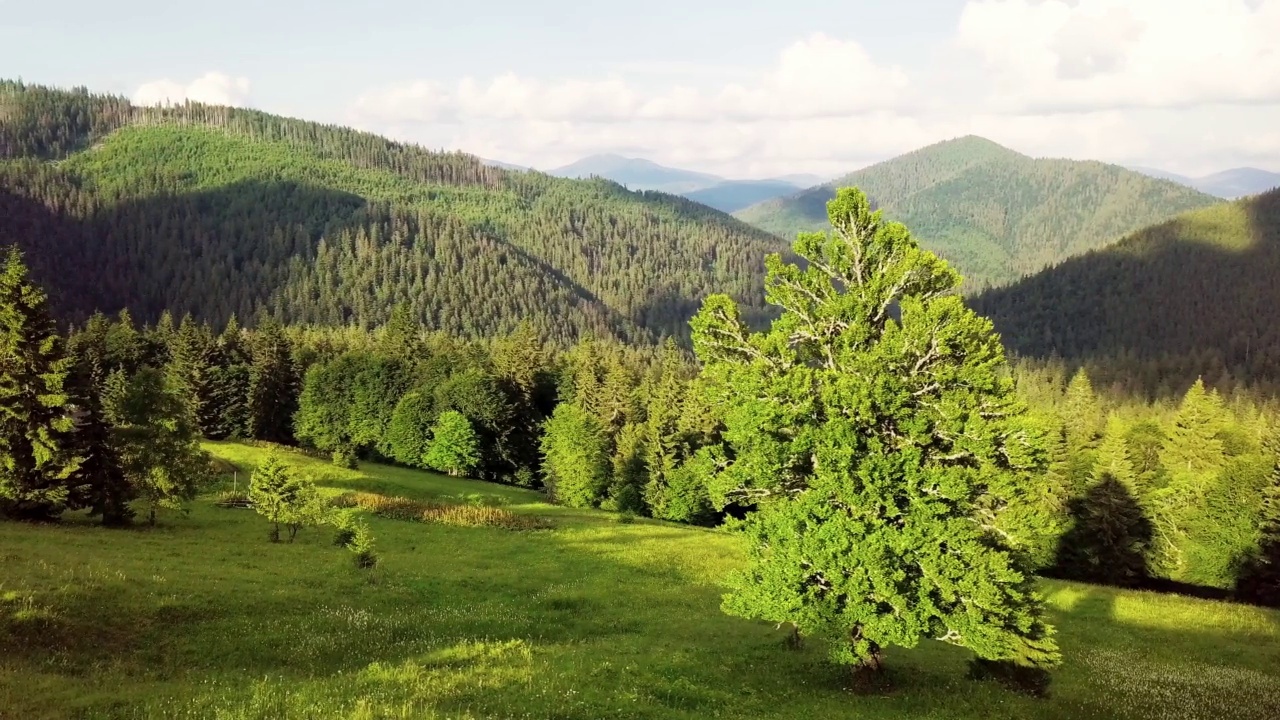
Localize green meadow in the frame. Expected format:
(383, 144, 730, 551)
(2, 442, 1278, 720)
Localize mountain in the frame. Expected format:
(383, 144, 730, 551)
(479, 157, 533, 172)
(0, 80, 787, 343)
(972, 188, 1280, 393)
(547, 154, 810, 210)
(770, 173, 825, 187)
(735, 136, 1222, 291)
(549, 154, 722, 194)
(1131, 166, 1280, 199)
(682, 179, 805, 213)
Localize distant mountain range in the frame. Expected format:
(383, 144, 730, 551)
(546, 154, 824, 213)
(1129, 166, 1280, 200)
(733, 136, 1221, 291)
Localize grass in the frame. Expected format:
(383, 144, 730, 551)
(1, 442, 1278, 719)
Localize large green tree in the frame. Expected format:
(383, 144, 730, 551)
(691, 188, 1059, 675)
(424, 410, 480, 477)
(0, 248, 83, 519)
(102, 367, 210, 524)
(540, 402, 610, 508)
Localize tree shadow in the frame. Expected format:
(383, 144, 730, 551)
(1052, 476, 1154, 588)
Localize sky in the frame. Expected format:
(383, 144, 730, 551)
(3, 0, 1280, 179)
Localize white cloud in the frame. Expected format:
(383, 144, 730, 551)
(957, 0, 1280, 111)
(133, 72, 252, 107)
(351, 34, 910, 126)
(345, 5, 1280, 178)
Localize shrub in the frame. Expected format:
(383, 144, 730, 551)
(332, 446, 358, 469)
(331, 508, 358, 547)
(349, 520, 378, 569)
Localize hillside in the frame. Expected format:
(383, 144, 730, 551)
(2, 440, 1277, 718)
(973, 188, 1280, 393)
(0, 81, 787, 342)
(1132, 166, 1280, 199)
(735, 136, 1221, 291)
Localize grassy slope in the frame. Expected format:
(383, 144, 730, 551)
(733, 137, 1220, 291)
(1, 443, 1278, 719)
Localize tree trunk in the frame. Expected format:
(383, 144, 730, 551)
(149, 507, 156, 526)
(270, 522, 280, 543)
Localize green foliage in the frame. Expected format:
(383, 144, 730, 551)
(247, 318, 298, 445)
(735, 136, 1217, 292)
(101, 367, 210, 525)
(424, 411, 480, 478)
(0, 248, 83, 519)
(384, 390, 435, 468)
(603, 422, 647, 514)
(348, 519, 379, 569)
(248, 452, 326, 542)
(540, 403, 610, 508)
(697, 187, 1058, 671)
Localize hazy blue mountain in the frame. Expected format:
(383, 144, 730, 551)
(548, 154, 817, 209)
(682, 179, 805, 213)
(1130, 166, 1280, 199)
(549, 154, 722, 194)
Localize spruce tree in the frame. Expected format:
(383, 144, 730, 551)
(247, 317, 298, 444)
(0, 248, 83, 519)
(692, 188, 1059, 676)
(102, 368, 209, 525)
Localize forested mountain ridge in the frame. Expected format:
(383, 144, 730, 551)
(734, 136, 1222, 291)
(973, 188, 1280, 394)
(0, 80, 787, 342)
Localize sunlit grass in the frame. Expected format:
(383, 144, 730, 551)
(1, 442, 1277, 719)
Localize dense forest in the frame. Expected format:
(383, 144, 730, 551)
(734, 136, 1220, 291)
(0, 80, 786, 343)
(974, 189, 1280, 395)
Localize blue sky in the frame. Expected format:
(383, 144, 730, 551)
(4, 0, 1279, 178)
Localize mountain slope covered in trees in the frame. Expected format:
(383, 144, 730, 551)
(972, 189, 1280, 393)
(0, 80, 786, 342)
(734, 136, 1221, 291)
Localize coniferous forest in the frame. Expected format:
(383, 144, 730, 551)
(2, 79, 1280, 718)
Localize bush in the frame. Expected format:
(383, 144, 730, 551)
(331, 508, 358, 547)
(332, 446, 358, 469)
(349, 520, 378, 569)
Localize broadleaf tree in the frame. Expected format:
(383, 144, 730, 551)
(690, 188, 1060, 677)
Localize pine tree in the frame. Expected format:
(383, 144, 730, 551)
(1061, 368, 1103, 495)
(102, 367, 209, 525)
(692, 188, 1059, 676)
(1237, 425, 1280, 606)
(65, 343, 134, 526)
(0, 248, 83, 519)
(205, 316, 250, 439)
(247, 317, 298, 444)
(1152, 379, 1229, 579)
(424, 410, 480, 477)
(166, 314, 216, 435)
